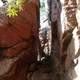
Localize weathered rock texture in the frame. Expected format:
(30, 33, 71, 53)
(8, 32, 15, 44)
(61, 0, 80, 80)
(0, 0, 40, 80)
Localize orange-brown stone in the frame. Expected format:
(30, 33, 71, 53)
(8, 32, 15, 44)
(0, 0, 39, 59)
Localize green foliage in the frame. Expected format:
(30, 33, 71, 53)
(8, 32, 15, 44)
(40, 2, 45, 8)
(6, 0, 25, 17)
(7, 5, 18, 17)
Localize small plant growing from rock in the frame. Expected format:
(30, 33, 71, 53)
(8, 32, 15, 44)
(0, 0, 29, 17)
(6, 0, 25, 17)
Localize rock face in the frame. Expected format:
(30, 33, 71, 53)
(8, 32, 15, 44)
(61, 0, 80, 80)
(0, 0, 40, 80)
(0, 1, 39, 58)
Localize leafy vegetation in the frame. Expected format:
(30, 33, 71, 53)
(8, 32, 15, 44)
(6, 0, 25, 17)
